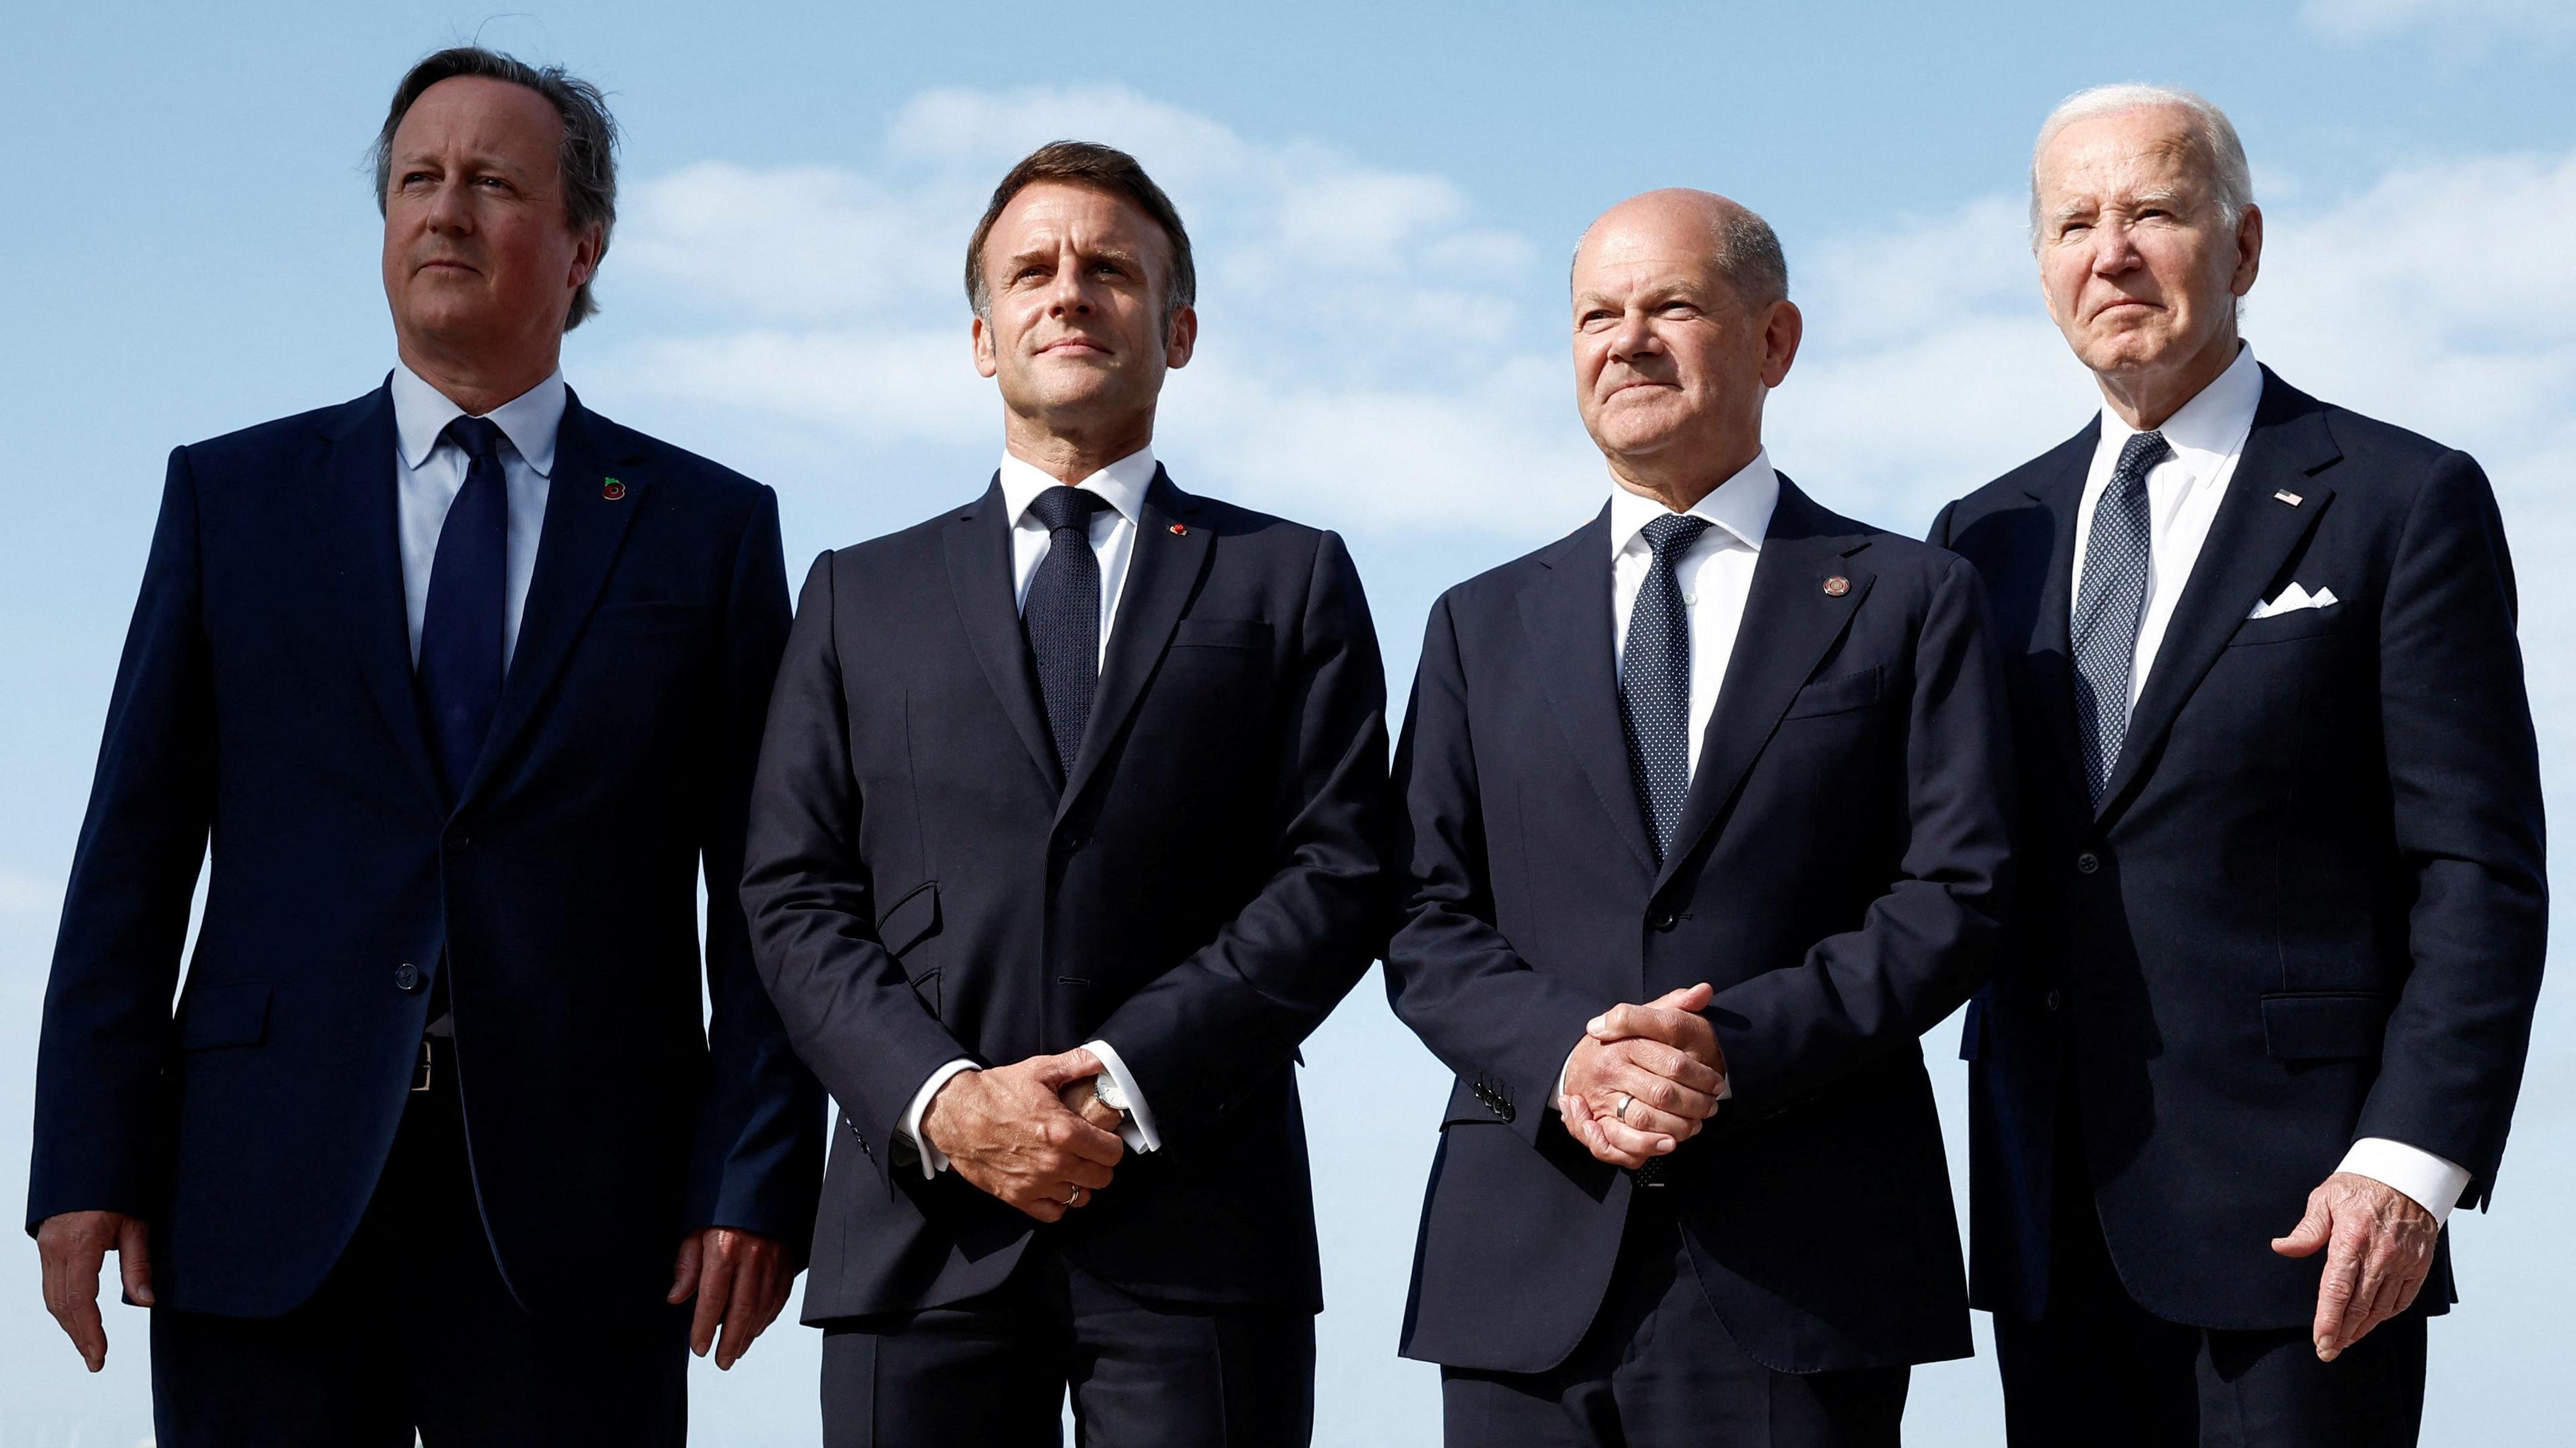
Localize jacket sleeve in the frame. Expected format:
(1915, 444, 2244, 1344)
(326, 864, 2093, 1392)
(1703, 555, 2016, 1114)
(27, 448, 216, 1231)
(740, 551, 979, 1189)
(1085, 532, 1394, 1135)
(686, 484, 828, 1247)
(2353, 450, 2546, 1207)
(1383, 590, 1612, 1150)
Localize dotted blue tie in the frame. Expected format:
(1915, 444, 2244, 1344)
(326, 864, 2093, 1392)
(1023, 486, 1110, 779)
(417, 416, 508, 801)
(2071, 430, 2170, 808)
(1621, 513, 1712, 861)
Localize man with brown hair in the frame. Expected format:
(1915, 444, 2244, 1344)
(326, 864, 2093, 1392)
(743, 140, 1392, 1446)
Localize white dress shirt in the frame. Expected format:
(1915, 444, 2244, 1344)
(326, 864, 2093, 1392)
(896, 447, 1165, 1179)
(2072, 343, 2471, 1222)
(1553, 451, 1780, 1111)
(390, 363, 563, 667)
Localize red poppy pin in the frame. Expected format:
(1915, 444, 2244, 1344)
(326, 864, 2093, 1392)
(602, 478, 627, 501)
(1169, 522, 1188, 536)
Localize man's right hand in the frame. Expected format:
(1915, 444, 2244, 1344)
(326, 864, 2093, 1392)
(920, 1048, 1124, 1223)
(1561, 983, 1724, 1168)
(36, 1210, 154, 1372)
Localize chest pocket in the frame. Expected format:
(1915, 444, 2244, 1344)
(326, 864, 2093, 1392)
(1783, 665, 1884, 720)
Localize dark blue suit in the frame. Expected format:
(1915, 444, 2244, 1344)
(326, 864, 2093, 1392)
(1932, 368, 2546, 1444)
(741, 470, 1391, 1444)
(28, 381, 824, 1440)
(1387, 479, 2011, 1441)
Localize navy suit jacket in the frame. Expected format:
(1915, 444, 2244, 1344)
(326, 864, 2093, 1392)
(1387, 478, 2011, 1376)
(740, 470, 1391, 1321)
(1931, 368, 2547, 1329)
(27, 382, 825, 1320)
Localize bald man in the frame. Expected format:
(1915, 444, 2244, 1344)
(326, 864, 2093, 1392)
(1384, 190, 2011, 1446)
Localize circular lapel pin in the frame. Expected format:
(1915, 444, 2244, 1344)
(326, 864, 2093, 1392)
(1169, 522, 1188, 536)
(602, 478, 627, 501)
(1822, 575, 1850, 597)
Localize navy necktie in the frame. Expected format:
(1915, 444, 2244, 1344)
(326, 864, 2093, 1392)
(2071, 429, 2171, 808)
(1023, 486, 1111, 778)
(1620, 513, 1713, 861)
(417, 415, 509, 801)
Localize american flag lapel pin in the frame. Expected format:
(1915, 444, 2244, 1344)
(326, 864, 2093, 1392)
(2273, 490, 2302, 507)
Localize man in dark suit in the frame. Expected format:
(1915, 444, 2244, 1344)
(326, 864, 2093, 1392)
(28, 48, 823, 1445)
(740, 141, 1391, 1447)
(1932, 85, 2546, 1447)
(1385, 188, 2011, 1447)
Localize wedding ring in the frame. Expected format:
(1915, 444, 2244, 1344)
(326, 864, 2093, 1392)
(1615, 1093, 1633, 1123)
(1061, 1184, 1081, 1206)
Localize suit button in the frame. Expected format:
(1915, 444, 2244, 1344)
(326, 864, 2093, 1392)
(2075, 851, 2100, 875)
(1647, 910, 1678, 932)
(1053, 834, 1083, 854)
(445, 834, 471, 854)
(2044, 988, 2063, 1013)
(394, 962, 421, 992)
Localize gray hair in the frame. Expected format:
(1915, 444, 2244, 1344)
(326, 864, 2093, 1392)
(2029, 83, 2252, 246)
(1568, 201, 1790, 309)
(369, 46, 621, 330)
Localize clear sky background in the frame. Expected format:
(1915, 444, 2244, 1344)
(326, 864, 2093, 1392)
(3, 1, 2571, 1443)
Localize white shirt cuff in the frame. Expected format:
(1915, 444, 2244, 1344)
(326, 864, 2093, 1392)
(897, 1058, 979, 1181)
(1083, 1039, 1159, 1153)
(2338, 1137, 2472, 1224)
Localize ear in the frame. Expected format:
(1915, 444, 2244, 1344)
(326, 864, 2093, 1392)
(2231, 203, 2263, 297)
(568, 221, 604, 290)
(1163, 304, 1198, 370)
(1759, 299, 1804, 388)
(971, 313, 1000, 380)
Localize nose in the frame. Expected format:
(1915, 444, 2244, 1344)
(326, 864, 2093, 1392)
(1607, 309, 1657, 365)
(2088, 217, 2140, 277)
(423, 174, 475, 236)
(1045, 259, 1094, 318)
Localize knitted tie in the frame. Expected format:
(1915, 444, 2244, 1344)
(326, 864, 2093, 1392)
(1023, 486, 1112, 777)
(1620, 513, 1713, 860)
(2071, 431, 2171, 808)
(417, 415, 509, 801)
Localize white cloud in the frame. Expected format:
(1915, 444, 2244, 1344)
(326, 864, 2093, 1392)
(2301, 0, 2576, 42)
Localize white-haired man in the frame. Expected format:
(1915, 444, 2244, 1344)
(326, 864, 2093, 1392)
(1931, 85, 2545, 1445)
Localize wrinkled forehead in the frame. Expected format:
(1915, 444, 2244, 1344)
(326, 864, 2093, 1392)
(2037, 109, 2215, 205)
(988, 181, 1169, 260)
(390, 75, 563, 165)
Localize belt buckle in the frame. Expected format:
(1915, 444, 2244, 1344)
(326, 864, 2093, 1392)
(411, 1037, 434, 1093)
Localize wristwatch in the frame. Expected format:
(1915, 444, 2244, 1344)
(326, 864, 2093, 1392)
(1091, 1071, 1130, 1116)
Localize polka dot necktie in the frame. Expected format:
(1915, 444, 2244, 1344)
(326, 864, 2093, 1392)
(2071, 430, 2171, 808)
(417, 414, 508, 801)
(1621, 513, 1713, 862)
(1022, 485, 1111, 779)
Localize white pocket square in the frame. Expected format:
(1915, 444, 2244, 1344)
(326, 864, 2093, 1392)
(2247, 583, 2339, 620)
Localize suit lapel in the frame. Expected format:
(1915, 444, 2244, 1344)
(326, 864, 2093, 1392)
(311, 384, 446, 812)
(1058, 470, 1212, 822)
(2094, 372, 2339, 819)
(945, 478, 1063, 793)
(1656, 479, 1870, 891)
(2021, 427, 2099, 832)
(1519, 508, 1660, 877)
(456, 390, 645, 808)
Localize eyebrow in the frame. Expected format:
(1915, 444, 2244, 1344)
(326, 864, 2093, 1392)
(1002, 241, 1146, 272)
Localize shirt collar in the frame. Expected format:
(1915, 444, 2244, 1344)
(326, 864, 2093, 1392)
(1608, 448, 1780, 559)
(391, 363, 567, 478)
(2096, 341, 2262, 473)
(998, 445, 1157, 528)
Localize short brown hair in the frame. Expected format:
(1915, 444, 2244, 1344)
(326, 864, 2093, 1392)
(965, 141, 1195, 324)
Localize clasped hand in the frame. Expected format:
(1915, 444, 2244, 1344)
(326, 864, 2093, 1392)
(1560, 983, 1726, 1168)
(920, 1048, 1127, 1223)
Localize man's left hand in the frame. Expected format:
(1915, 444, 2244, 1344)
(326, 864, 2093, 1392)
(2269, 1171, 2440, 1361)
(668, 1227, 793, 1370)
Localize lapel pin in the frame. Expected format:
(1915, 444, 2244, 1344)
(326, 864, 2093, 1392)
(2273, 490, 2302, 507)
(1168, 522, 1188, 536)
(1822, 575, 1850, 597)
(602, 478, 627, 501)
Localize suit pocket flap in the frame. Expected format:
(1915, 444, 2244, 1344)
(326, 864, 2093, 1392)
(178, 983, 272, 1051)
(876, 881, 941, 958)
(1173, 617, 1269, 650)
(1783, 665, 1884, 719)
(2261, 993, 2390, 1061)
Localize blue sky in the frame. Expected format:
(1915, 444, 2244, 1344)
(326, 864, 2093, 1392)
(3, 2, 2572, 1443)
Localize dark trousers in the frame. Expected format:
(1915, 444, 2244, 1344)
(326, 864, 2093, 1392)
(819, 1241, 1316, 1447)
(1441, 1196, 1909, 1447)
(1995, 1101, 2428, 1447)
(150, 1048, 688, 1447)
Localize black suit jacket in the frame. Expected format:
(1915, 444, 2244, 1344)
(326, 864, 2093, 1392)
(740, 469, 1391, 1321)
(27, 382, 826, 1320)
(1931, 367, 2547, 1329)
(1386, 478, 2011, 1375)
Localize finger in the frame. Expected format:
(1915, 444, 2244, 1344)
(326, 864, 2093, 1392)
(690, 1237, 735, 1357)
(1013, 1194, 1068, 1224)
(1046, 1111, 1126, 1167)
(1613, 1039, 1724, 1097)
(1564, 1097, 1651, 1170)
(1607, 1065, 1719, 1122)
(1639, 982, 1715, 1013)
(1589, 1112, 1678, 1161)
(2271, 1192, 2332, 1258)
(2312, 1229, 2363, 1359)
(1051, 1155, 1118, 1191)
(714, 1247, 769, 1370)
(667, 1233, 704, 1305)
(1034, 1048, 1105, 1089)
(2391, 1256, 2431, 1317)
(1593, 1091, 1699, 1141)
(1077, 1096, 1124, 1133)
(115, 1217, 154, 1307)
